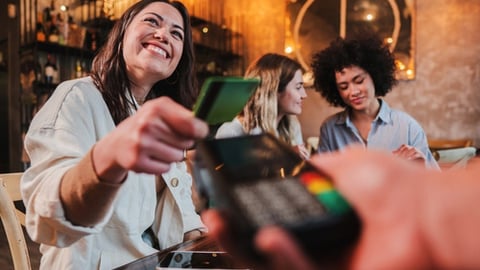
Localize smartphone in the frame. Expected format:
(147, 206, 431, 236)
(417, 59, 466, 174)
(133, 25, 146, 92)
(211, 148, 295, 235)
(156, 251, 240, 269)
(193, 133, 361, 260)
(193, 76, 260, 125)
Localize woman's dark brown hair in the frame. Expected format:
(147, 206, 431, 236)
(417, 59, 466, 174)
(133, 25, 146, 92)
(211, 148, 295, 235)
(90, 0, 197, 125)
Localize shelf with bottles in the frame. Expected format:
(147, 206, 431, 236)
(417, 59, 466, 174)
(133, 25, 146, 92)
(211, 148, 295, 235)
(191, 15, 243, 59)
(30, 0, 116, 53)
(19, 51, 91, 119)
(21, 41, 95, 59)
(18, 0, 112, 100)
(36, 51, 90, 84)
(190, 15, 245, 84)
(20, 1, 115, 78)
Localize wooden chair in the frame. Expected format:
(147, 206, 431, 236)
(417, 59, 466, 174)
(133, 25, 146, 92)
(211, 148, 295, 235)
(0, 172, 32, 270)
(428, 138, 473, 151)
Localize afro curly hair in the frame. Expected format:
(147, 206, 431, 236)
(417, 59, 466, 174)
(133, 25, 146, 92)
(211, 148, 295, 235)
(310, 32, 398, 108)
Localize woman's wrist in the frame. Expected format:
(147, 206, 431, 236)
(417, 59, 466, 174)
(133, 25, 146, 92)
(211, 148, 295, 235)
(92, 141, 128, 184)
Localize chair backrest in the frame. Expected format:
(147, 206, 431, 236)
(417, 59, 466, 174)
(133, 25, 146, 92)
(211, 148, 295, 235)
(434, 147, 477, 170)
(306, 136, 319, 153)
(0, 173, 32, 270)
(429, 138, 473, 151)
(0, 173, 26, 226)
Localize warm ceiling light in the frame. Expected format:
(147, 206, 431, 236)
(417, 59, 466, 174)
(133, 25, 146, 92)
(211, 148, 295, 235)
(285, 46, 294, 54)
(395, 60, 406, 70)
(8, 3, 16, 18)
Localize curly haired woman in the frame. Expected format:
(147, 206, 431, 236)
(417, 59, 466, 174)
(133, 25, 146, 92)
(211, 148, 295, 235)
(311, 32, 438, 169)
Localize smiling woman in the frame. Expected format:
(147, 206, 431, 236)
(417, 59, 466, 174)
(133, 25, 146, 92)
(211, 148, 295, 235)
(121, 2, 186, 105)
(21, 1, 209, 269)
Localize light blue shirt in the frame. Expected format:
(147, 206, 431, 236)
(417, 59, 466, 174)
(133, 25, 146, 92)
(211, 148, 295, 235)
(318, 99, 439, 169)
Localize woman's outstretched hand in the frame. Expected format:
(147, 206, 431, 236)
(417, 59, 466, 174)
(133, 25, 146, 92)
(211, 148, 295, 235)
(93, 97, 209, 183)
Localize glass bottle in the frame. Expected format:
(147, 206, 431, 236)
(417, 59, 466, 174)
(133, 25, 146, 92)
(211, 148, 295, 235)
(43, 7, 52, 40)
(48, 18, 60, 43)
(44, 54, 57, 84)
(75, 60, 83, 78)
(36, 22, 47, 42)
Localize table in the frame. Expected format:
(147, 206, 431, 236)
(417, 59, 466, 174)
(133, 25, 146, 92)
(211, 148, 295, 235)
(113, 236, 226, 270)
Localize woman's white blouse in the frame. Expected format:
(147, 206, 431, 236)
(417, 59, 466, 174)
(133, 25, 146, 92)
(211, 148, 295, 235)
(21, 77, 205, 270)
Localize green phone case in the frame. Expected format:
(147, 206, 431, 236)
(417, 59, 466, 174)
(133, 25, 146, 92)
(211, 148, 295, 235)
(193, 76, 260, 125)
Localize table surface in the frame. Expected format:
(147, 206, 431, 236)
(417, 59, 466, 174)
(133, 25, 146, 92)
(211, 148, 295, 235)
(113, 236, 227, 270)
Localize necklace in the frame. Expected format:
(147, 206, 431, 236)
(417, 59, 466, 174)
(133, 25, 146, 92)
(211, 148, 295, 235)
(133, 95, 146, 105)
(130, 82, 150, 106)
(132, 89, 149, 105)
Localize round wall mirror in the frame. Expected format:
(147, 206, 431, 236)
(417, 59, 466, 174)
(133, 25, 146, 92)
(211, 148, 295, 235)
(287, 0, 415, 80)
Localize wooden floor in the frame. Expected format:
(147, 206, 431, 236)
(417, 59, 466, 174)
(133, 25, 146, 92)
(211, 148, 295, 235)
(0, 224, 41, 270)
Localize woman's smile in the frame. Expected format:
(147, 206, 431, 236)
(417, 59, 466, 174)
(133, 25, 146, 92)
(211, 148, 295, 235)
(144, 43, 169, 58)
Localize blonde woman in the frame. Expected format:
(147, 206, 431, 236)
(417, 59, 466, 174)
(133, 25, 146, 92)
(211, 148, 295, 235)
(215, 53, 309, 159)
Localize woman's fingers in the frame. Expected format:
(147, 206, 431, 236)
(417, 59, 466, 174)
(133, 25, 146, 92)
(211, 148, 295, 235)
(96, 97, 209, 176)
